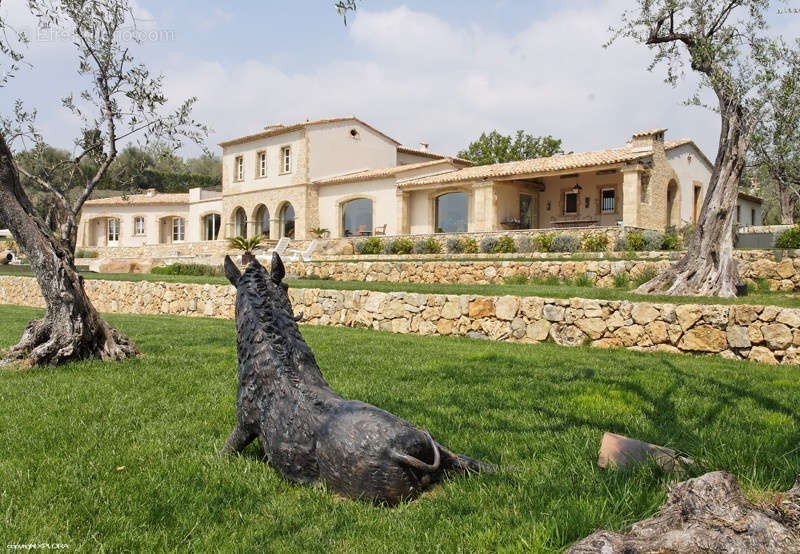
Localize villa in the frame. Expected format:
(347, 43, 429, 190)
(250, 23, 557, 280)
(75, 116, 761, 248)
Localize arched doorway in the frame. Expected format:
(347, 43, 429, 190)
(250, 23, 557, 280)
(666, 180, 679, 228)
(435, 192, 468, 233)
(279, 203, 295, 238)
(232, 207, 248, 238)
(254, 205, 270, 238)
(341, 198, 373, 236)
(203, 213, 221, 241)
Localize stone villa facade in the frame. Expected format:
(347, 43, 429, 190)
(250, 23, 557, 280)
(75, 117, 760, 248)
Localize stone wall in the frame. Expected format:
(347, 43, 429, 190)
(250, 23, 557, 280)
(3, 276, 800, 365)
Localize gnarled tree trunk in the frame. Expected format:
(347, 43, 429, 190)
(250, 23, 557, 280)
(779, 180, 798, 224)
(0, 134, 138, 366)
(636, 94, 746, 298)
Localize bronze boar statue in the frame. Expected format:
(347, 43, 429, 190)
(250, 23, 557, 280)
(219, 253, 493, 505)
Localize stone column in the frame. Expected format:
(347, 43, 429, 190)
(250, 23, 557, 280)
(621, 166, 642, 228)
(396, 191, 409, 235)
(472, 182, 495, 232)
(270, 218, 281, 241)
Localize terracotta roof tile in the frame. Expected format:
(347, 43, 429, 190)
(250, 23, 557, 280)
(219, 117, 400, 148)
(84, 193, 189, 206)
(397, 145, 474, 165)
(314, 159, 464, 185)
(632, 128, 667, 137)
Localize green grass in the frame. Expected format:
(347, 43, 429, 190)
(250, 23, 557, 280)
(2, 265, 799, 308)
(1, 305, 799, 552)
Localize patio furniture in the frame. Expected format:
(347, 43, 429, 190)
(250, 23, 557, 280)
(285, 239, 319, 263)
(374, 224, 387, 236)
(356, 224, 370, 236)
(256, 237, 291, 263)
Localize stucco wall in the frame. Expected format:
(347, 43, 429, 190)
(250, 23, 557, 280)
(78, 203, 190, 248)
(737, 198, 763, 227)
(666, 143, 713, 225)
(2, 276, 798, 365)
(317, 177, 397, 237)
(308, 121, 397, 181)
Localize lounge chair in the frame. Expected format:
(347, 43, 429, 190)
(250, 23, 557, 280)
(266, 237, 291, 256)
(285, 239, 318, 263)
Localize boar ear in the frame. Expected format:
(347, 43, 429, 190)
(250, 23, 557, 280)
(270, 252, 285, 283)
(224, 255, 241, 287)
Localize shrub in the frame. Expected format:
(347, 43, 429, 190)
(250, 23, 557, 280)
(152, 263, 223, 277)
(493, 235, 516, 254)
(532, 232, 556, 252)
(574, 274, 593, 287)
(581, 233, 608, 252)
(633, 267, 658, 287)
(613, 273, 630, 289)
(776, 225, 800, 249)
(382, 240, 395, 255)
(479, 236, 497, 254)
(356, 237, 384, 255)
(642, 230, 664, 251)
(503, 274, 529, 285)
(75, 249, 98, 258)
(613, 234, 628, 252)
(680, 223, 696, 245)
(462, 237, 479, 254)
(662, 231, 681, 250)
(515, 235, 534, 253)
(420, 237, 441, 254)
(626, 231, 645, 251)
(549, 233, 580, 252)
(392, 238, 414, 255)
(446, 237, 464, 254)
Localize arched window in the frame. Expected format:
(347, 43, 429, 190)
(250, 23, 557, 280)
(279, 203, 295, 238)
(107, 218, 120, 244)
(341, 198, 373, 237)
(254, 205, 270, 238)
(435, 192, 468, 233)
(233, 207, 248, 238)
(203, 213, 221, 241)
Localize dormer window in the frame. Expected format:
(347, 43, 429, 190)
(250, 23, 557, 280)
(280, 146, 291, 174)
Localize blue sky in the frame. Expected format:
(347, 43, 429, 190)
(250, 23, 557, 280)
(2, 1, 798, 160)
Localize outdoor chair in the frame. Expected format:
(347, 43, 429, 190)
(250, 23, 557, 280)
(374, 224, 387, 236)
(266, 237, 291, 256)
(285, 239, 319, 263)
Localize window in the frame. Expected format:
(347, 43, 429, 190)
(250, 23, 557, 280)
(279, 203, 295, 238)
(564, 192, 578, 215)
(435, 192, 468, 233)
(203, 214, 221, 241)
(519, 194, 533, 229)
(234, 156, 243, 181)
(601, 189, 615, 213)
(254, 205, 270, 238)
(257, 151, 267, 177)
(751, 208, 756, 225)
(134, 216, 145, 236)
(172, 217, 185, 242)
(341, 198, 373, 237)
(107, 218, 120, 243)
(736, 205, 741, 223)
(233, 207, 248, 238)
(280, 146, 291, 173)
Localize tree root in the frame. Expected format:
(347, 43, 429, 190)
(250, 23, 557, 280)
(566, 471, 800, 553)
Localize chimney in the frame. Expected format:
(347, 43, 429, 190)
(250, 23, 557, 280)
(145, 188, 156, 197)
(264, 122, 285, 131)
(629, 129, 666, 155)
(419, 142, 429, 152)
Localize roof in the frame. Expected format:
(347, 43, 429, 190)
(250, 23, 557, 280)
(84, 193, 189, 206)
(219, 117, 400, 148)
(737, 192, 763, 204)
(663, 138, 715, 168)
(314, 159, 465, 185)
(397, 145, 474, 165)
(400, 146, 650, 187)
(632, 128, 667, 137)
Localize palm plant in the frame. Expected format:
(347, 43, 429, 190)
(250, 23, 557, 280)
(309, 227, 330, 238)
(227, 235, 264, 265)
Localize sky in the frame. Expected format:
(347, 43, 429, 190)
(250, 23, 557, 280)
(2, 0, 799, 160)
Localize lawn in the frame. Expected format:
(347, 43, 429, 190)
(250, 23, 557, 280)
(1, 306, 798, 552)
(2, 266, 800, 308)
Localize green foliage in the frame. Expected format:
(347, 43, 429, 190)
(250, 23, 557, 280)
(776, 225, 800, 249)
(581, 233, 609, 252)
(151, 263, 223, 277)
(549, 234, 580, 252)
(446, 237, 464, 254)
(613, 273, 631, 289)
(633, 268, 659, 288)
(420, 238, 441, 254)
(458, 130, 564, 165)
(493, 235, 516, 253)
(309, 228, 330, 238)
(503, 274, 529, 285)
(390, 238, 414, 255)
(532, 232, 556, 252)
(662, 230, 682, 250)
(74, 249, 98, 258)
(642, 230, 665, 251)
(514, 235, 534, 253)
(625, 231, 646, 251)
(356, 237, 384, 255)
(227, 235, 264, 253)
(574, 274, 593, 287)
(479, 237, 497, 254)
(543, 275, 560, 286)
(462, 237, 479, 254)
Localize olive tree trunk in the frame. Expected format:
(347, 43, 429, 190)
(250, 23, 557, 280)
(779, 181, 797, 224)
(0, 134, 138, 366)
(636, 94, 746, 298)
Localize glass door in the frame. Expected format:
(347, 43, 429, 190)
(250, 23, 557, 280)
(520, 194, 533, 229)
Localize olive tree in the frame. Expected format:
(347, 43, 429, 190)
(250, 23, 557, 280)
(610, 0, 783, 297)
(0, 0, 206, 366)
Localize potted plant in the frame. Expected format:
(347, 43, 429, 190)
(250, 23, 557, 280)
(227, 235, 264, 265)
(310, 227, 330, 239)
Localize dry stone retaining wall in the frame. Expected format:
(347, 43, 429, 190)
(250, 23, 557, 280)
(2, 276, 800, 366)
